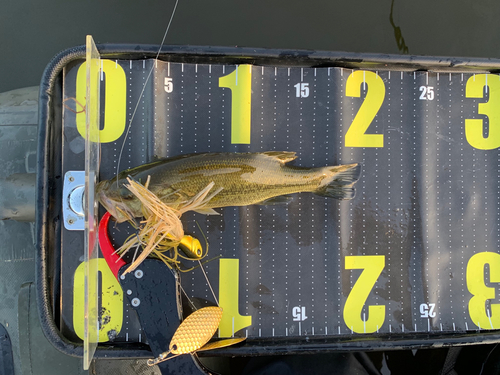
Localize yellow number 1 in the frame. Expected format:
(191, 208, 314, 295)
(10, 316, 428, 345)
(218, 258, 252, 337)
(343, 255, 385, 333)
(219, 65, 252, 144)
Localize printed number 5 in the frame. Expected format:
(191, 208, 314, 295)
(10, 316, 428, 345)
(164, 77, 173, 93)
(343, 255, 385, 333)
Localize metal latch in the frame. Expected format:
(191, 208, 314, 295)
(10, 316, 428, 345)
(62, 171, 85, 230)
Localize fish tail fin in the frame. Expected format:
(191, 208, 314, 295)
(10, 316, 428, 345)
(314, 163, 361, 200)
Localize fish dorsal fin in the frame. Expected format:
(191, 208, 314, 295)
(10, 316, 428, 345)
(262, 151, 297, 164)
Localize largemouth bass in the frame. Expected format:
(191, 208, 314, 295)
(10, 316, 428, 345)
(97, 151, 361, 223)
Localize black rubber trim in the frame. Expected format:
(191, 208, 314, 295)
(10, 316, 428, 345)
(0, 324, 14, 375)
(36, 44, 500, 359)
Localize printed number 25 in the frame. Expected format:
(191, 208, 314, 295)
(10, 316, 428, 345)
(343, 255, 385, 333)
(345, 70, 385, 148)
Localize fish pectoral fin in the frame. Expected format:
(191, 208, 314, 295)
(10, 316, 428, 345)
(262, 151, 297, 164)
(193, 207, 221, 215)
(256, 195, 294, 205)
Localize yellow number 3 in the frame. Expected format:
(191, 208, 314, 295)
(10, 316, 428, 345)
(467, 252, 500, 329)
(465, 74, 500, 150)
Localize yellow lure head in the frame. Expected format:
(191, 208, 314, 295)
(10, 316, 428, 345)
(179, 235, 203, 259)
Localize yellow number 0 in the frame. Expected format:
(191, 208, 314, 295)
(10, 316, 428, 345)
(345, 70, 385, 148)
(465, 74, 500, 150)
(76, 60, 126, 143)
(344, 255, 385, 333)
(467, 252, 500, 329)
(73, 259, 123, 342)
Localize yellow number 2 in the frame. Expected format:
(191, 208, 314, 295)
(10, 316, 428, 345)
(345, 70, 385, 148)
(465, 74, 500, 150)
(343, 255, 385, 333)
(467, 252, 500, 329)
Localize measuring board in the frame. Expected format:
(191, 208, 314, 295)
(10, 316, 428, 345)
(47, 46, 500, 356)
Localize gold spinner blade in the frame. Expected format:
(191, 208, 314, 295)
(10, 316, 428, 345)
(148, 306, 247, 366)
(196, 337, 246, 352)
(170, 306, 223, 355)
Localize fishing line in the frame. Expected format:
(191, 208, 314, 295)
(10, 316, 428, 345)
(198, 259, 219, 306)
(110, 0, 219, 313)
(116, 0, 180, 182)
(168, 267, 198, 311)
(192, 221, 219, 306)
(131, 243, 140, 266)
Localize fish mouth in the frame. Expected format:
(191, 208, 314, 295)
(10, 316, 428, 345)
(97, 186, 134, 223)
